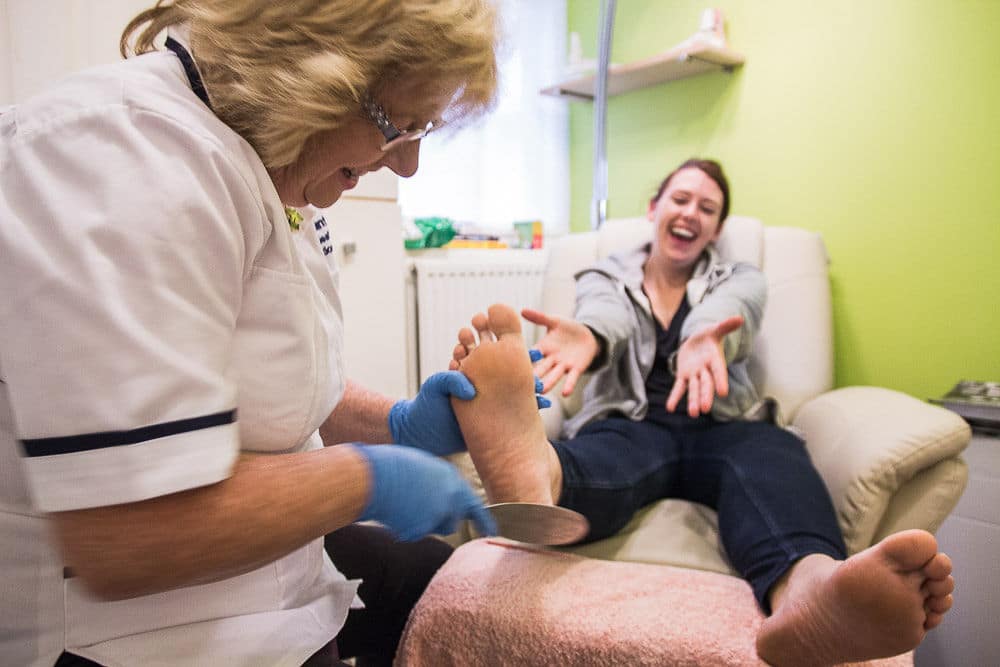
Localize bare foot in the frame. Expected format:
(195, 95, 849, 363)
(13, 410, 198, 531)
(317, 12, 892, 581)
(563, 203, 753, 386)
(449, 304, 560, 505)
(756, 529, 955, 666)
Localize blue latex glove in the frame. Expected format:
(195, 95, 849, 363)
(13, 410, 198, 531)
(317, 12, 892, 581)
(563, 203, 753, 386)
(353, 444, 497, 541)
(388, 371, 474, 456)
(530, 348, 552, 408)
(534, 376, 552, 409)
(389, 365, 550, 456)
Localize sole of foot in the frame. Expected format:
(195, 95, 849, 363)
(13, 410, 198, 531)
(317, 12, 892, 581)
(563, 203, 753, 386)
(449, 304, 558, 505)
(756, 529, 954, 667)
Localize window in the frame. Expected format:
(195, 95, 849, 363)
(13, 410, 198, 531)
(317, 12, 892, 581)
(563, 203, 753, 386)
(398, 0, 570, 238)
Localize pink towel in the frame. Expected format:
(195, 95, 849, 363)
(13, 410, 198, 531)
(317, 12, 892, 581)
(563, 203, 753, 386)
(395, 539, 913, 667)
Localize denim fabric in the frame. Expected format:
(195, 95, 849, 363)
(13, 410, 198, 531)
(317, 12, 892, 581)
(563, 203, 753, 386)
(552, 405, 847, 613)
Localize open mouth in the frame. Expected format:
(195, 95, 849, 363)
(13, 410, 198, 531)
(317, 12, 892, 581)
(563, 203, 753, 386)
(669, 225, 696, 241)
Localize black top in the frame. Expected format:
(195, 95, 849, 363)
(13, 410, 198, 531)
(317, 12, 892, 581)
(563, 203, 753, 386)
(644, 294, 692, 413)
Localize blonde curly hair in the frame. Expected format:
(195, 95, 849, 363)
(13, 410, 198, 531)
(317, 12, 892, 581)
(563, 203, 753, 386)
(121, 0, 499, 168)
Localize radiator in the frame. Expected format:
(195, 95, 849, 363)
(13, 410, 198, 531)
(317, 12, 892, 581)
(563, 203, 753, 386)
(405, 251, 549, 395)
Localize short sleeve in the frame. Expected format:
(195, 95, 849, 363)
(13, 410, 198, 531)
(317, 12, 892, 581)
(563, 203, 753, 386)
(0, 103, 261, 511)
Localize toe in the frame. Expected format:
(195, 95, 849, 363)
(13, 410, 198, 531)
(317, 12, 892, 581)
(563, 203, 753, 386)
(471, 312, 493, 343)
(457, 328, 476, 354)
(922, 575, 954, 597)
(922, 552, 953, 580)
(924, 611, 944, 630)
(879, 530, 939, 572)
(925, 593, 953, 614)
(487, 303, 523, 338)
(452, 343, 468, 364)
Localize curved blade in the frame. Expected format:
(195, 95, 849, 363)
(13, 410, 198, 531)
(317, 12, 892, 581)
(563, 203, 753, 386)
(484, 502, 589, 546)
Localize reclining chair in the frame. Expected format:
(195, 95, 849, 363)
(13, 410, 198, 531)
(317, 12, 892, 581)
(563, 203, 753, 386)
(396, 217, 971, 666)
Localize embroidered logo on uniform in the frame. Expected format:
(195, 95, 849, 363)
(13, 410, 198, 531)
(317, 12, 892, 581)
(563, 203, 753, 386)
(314, 216, 333, 256)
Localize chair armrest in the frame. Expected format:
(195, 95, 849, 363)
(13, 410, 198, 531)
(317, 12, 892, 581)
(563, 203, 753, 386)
(792, 386, 971, 554)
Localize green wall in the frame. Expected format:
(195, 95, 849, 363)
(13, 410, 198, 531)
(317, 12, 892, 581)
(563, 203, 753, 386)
(567, 0, 1000, 400)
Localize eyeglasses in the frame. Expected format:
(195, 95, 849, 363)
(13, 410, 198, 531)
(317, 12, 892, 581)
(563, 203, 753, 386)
(361, 98, 442, 152)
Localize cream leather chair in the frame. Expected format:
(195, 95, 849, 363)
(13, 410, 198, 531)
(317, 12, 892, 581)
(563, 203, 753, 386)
(403, 217, 970, 666)
(536, 216, 970, 569)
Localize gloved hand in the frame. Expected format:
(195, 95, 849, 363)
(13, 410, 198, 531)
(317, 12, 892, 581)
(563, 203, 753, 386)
(389, 366, 550, 456)
(388, 371, 475, 456)
(529, 349, 552, 408)
(353, 443, 497, 541)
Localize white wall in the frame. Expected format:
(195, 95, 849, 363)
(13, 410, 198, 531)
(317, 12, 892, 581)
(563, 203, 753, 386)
(1, 0, 150, 105)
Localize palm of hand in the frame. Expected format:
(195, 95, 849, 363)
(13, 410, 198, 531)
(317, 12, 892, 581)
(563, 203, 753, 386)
(667, 315, 744, 416)
(522, 309, 598, 396)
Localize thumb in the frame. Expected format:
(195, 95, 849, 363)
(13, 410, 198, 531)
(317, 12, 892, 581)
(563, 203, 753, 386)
(426, 370, 476, 401)
(713, 315, 745, 339)
(521, 308, 555, 329)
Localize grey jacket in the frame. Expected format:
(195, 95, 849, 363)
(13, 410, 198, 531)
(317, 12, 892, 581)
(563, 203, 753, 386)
(562, 242, 768, 439)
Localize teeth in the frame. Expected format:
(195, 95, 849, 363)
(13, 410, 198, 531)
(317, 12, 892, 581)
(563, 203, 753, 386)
(671, 227, 695, 239)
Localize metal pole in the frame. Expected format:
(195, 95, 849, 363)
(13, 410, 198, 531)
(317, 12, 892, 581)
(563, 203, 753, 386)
(591, 0, 616, 230)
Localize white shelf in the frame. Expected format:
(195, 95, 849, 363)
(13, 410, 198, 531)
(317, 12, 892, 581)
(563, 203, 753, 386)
(541, 42, 745, 101)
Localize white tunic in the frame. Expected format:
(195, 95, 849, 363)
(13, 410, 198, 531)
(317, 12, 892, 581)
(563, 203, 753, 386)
(0, 43, 359, 667)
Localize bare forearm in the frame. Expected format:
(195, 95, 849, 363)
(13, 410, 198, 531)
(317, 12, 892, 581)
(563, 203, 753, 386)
(53, 444, 370, 600)
(320, 380, 395, 445)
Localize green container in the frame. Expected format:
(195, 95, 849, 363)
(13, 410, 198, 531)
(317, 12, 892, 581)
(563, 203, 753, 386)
(405, 217, 457, 249)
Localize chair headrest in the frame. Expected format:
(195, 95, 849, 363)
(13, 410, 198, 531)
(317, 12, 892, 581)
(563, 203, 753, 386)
(715, 216, 764, 268)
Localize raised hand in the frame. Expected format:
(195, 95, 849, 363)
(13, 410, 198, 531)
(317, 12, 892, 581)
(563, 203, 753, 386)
(666, 315, 744, 417)
(521, 307, 600, 396)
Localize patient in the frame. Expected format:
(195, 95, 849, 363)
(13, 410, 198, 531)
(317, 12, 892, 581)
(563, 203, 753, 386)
(447, 159, 954, 666)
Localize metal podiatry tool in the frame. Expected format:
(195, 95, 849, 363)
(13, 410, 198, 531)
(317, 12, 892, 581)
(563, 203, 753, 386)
(484, 502, 589, 546)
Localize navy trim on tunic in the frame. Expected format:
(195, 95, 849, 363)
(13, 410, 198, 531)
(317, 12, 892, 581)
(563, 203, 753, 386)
(21, 409, 237, 457)
(164, 36, 212, 109)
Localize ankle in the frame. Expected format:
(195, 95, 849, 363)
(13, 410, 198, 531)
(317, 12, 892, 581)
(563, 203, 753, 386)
(770, 554, 838, 614)
(547, 443, 564, 503)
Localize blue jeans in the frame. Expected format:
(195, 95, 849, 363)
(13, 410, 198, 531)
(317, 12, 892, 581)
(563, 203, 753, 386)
(551, 406, 847, 612)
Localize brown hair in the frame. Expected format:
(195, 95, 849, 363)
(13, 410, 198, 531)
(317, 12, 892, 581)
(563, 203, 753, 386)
(650, 158, 730, 223)
(120, 0, 500, 168)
